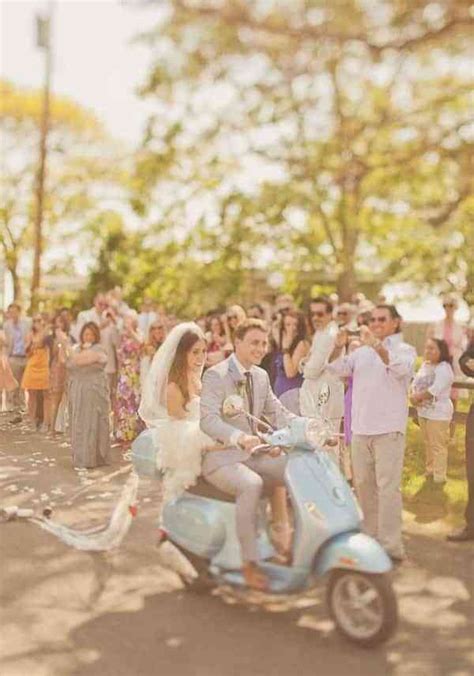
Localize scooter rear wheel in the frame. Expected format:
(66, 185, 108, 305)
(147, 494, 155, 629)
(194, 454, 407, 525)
(173, 544, 215, 594)
(327, 570, 398, 647)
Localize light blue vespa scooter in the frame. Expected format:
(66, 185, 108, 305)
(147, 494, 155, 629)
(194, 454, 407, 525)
(132, 389, 398, 647)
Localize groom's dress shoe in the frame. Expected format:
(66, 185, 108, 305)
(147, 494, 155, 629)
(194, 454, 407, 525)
(447, 527, 474, 542)
(242, 562, 269, 591)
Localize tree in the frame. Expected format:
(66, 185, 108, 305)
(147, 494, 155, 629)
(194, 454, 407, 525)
(132, 0, 473, 301)
(0, 80, 126, 305)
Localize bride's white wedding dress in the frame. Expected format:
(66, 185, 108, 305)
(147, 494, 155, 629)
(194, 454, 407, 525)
(152, 396, 211, 503)
(138, 322, 212, 505)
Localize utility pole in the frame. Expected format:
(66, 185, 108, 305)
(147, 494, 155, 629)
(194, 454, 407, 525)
(30, 3, 54, 313)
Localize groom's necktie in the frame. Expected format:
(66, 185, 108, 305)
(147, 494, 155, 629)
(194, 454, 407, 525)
(244, 371, 255, 433)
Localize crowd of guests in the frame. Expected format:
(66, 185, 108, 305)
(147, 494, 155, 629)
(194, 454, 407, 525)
(1, 287, 473, 548)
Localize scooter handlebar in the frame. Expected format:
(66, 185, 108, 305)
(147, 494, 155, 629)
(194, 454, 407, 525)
(250, 443, 275, 455)
(261, 418, 343, 450)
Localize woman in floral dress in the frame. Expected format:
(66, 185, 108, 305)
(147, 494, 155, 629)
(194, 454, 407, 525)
(114, 313, 145, 445)
(47, 314, 73, 436)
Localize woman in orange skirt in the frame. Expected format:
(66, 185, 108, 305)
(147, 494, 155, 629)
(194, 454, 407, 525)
(21, 315, 50, 430)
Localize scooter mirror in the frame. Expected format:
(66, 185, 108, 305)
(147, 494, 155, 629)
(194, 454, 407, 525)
(223, 394, 245, 418)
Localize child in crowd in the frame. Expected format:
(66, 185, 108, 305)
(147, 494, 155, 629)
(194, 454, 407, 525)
(411, 338, 454, 484)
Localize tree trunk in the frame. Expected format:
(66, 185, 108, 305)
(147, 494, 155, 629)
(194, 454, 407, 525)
(9, 265, 22, 304)
(337, 214, 358, 301)
(337, 265, 357, 302)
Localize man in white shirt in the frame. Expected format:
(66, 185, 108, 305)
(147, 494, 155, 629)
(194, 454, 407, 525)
(300, 297, 344, 429)
(137, 298, 157, 338)
(328, 304, 416, 561)
(73, 293, 108, 341)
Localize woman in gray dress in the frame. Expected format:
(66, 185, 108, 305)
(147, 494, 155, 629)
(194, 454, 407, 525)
(67, 322, 110, 468)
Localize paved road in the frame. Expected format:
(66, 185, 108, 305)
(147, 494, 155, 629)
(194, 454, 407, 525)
(0, 418, 473, 676)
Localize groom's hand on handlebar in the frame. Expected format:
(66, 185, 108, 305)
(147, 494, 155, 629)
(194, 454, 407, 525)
(237, 434, 261, 453)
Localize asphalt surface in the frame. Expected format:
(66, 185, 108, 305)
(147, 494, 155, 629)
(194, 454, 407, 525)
(0, 415, 473, 676)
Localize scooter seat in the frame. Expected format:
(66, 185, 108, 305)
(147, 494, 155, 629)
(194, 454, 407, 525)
(186, 477, 235, 503)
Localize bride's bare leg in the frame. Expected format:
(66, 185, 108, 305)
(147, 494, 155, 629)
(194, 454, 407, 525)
(270, 486, 292, 561)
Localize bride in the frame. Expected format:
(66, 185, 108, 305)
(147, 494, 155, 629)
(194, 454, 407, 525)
(139, 322, 214, 503)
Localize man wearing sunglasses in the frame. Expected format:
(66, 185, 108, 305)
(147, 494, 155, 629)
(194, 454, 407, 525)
(328, 304, 416, 562)
(299, 297, 344, 434)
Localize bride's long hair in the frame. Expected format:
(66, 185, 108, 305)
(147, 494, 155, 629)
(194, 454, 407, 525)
(168, 330, 203, 409)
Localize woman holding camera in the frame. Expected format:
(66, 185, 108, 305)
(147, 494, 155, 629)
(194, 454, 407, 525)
(273, 310, 309, 413)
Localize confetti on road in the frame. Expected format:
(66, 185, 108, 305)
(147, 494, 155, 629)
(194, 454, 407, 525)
(297, 616, 334, 633)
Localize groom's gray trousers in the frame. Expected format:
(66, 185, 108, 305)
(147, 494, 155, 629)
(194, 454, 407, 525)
(202, 453, 288, 562)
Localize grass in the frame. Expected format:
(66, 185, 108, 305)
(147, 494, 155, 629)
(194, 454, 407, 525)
(402, 398, 470, 528)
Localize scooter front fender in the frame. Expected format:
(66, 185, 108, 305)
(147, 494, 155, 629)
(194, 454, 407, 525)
(314, 531, 392, 576)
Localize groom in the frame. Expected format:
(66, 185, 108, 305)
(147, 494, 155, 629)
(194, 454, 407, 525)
(200, 318, 294, 590)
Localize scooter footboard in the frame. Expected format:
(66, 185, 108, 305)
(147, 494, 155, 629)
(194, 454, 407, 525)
(313, 531, 392, 576)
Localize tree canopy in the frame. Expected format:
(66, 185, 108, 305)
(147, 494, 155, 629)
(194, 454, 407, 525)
(2, 3, 473, 314)
(0, 79, 127, 304)
(127, 0, 473, 308)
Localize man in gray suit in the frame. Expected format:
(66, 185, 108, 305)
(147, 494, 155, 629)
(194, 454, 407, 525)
(4, 303, 30, 417)
(200, 319, 294, 590)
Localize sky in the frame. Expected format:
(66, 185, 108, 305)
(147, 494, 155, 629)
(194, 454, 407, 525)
(1, 0, 161, 144)
(1, 0, 165, 305)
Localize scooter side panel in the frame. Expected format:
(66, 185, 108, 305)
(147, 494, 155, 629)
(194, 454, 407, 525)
(313, 531, 392, 575)
(286, 452, 362, 569)
(162, 495, 275, 567)
(162, 496, 227, 558)
(131, 429, 161, 478)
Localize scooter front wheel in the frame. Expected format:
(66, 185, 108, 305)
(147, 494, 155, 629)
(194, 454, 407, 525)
(327, 570, 398, 647)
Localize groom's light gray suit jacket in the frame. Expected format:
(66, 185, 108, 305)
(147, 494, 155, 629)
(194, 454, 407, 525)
(200, 356, 294, 475)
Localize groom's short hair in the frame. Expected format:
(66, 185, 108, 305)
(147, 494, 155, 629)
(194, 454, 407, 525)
(233, 318, 268, 342)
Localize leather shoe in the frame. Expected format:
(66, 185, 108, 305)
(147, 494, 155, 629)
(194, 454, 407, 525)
(446, 527, 474, 542)
(242, 562, 269, 591)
